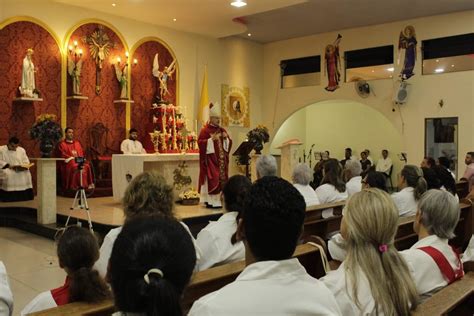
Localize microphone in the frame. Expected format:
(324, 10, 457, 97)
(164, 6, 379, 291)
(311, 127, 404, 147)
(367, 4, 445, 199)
(307, 144, 315, 160)
(303, 149, 306, 163)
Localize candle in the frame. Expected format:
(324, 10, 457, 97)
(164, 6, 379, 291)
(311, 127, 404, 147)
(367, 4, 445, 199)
(73, 40, 78, 47)
(194, 119, 197, 133)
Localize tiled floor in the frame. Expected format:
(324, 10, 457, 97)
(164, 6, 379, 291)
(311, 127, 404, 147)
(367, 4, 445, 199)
(0, 227, 65, 316)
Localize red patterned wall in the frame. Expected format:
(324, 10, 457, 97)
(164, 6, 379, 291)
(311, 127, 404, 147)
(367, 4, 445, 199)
(0, 21, 61, 157)
(66, 23, 126, 154)
(131, 40, 176, 151)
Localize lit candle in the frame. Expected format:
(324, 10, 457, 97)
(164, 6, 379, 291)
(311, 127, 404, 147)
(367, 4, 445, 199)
(125, 51, 129, 58)
(117, 57, 121, 64)
(73, 40, 78, 47)
(78, 49, 83, 56)
(133, 58, 138, 65)
(68, 45, 73, 52)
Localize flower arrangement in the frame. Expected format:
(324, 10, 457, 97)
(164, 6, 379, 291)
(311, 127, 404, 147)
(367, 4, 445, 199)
(247, 124, 270, 154)
(29, 114, 63, 142)
(179, 189, 200, 200)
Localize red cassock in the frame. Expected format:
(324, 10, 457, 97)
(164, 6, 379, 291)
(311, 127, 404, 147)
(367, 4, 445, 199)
(198, 124, 232, 195)
(57, 140, 94, 190)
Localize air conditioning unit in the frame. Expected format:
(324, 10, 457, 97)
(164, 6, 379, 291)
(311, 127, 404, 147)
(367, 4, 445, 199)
(393, 82, 410, 104)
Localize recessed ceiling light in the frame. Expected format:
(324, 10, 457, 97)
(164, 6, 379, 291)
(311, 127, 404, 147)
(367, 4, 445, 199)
(436, 59, 439, 62)
(387, 67, 394, 72)
(231, 0, 247, 8)
(451, 64, 455, 67)
(247, 33, 252, 37)
(173, 18, 177, 22)
(112, 3, 116, 7)
(435, 68, 444, 73)
(371, 70, 375, 73)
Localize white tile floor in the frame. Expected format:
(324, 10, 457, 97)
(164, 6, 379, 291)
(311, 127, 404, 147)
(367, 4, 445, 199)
(0, 227, 66, 316)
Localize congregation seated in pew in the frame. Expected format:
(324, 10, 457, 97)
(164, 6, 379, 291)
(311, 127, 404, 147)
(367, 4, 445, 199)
(292, 163, 320, 207)
(255, 154, 277, 179)
(109, 216, 196, 316)
(21, 226, 110, 315)
(94, 171, 201, 278)
(0, 137, 34, 202)
(362, 170, 388, 192)
(321, 189, 419, 315)
(195, 175, 250, 270)
(315, 159, 348, 218)
(189, 176, 341, 315)
(343, 159, 362, 196)
(391, 165, 427, 217)
(399, 189, 464, 301)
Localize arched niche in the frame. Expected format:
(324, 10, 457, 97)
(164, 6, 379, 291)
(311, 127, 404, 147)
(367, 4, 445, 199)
(270, 99, 404, 182)
(130, 38, 178, 151)
(64, 20, 128, 152)
(0, 18, 62, 157)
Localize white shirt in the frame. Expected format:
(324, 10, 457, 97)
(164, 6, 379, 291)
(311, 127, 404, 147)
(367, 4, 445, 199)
(21, 291, 56, 316)
(195, 212, 245, 271)
(0, 262, 13, 316)
(328, 233, 347, 262)
(346, 176, 362, 196)
(391, 187, 418, 217)
(293, 183, 320, 207)
(0, 145, 33, 191)
(376, 157, 393, 175)
(400, 235, 462, 300)
(94, 221, 202, 278)
(120, 139, 146, 154)
(189, 258, 342, 316)
(462, 234, 474, 262)
(321, 262, 378, 315)
(315, 184, 348, 218)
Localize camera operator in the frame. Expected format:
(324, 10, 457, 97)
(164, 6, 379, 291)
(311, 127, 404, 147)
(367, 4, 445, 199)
(56, 127, 94, 191)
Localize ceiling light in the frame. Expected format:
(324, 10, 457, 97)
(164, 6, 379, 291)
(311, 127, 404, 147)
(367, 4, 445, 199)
(231, 0, 247, 8)
(112, 3, 116, 7)
(173, 18, 177, 22)
(371, 70, 375, 73)
(435, 68, 444, 73)
(387, 67, 394, 72)
(451, 64, 455, 67)
(247, 33, 252, 37)
(436, 59, 439, 62)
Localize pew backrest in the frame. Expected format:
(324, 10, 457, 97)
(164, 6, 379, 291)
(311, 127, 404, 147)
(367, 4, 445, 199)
(303, 201, 345, 239)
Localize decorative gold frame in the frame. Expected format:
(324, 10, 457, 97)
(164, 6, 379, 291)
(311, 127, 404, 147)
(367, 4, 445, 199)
(221, 84, 250, 127)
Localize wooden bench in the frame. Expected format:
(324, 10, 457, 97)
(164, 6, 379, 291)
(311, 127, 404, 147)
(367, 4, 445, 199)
(29, 243, 325, 316)
(303, 201, 345, 239)
(412, 271, 474, 315)
(395, 200, 473, 251)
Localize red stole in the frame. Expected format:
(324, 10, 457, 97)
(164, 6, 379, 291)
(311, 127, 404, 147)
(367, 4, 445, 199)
(418, 246, 464, 284)
(51, 277, 71, 306)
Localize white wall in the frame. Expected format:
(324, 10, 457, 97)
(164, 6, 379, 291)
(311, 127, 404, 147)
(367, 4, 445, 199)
(263, 11, 474, 176)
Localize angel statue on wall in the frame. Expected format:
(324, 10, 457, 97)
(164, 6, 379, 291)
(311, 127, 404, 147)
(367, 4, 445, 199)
(114, 60, 129, 99)
(398, 25, 417, 81)
(324, 34, 342, 92)
(20, 48, 38, 98)
(152, 53, 176, 101)
(83, 25, 115, 95)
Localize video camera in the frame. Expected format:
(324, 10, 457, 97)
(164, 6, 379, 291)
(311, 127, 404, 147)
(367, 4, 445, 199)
(75, 156, 86, 169)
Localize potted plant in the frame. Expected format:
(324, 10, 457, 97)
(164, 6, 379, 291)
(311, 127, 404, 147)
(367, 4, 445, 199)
(29, 114, 63, 157)
(246, 125, 270, 154)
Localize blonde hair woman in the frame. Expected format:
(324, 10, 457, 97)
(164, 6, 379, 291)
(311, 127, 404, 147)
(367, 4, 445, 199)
(322, 189, 418, 315)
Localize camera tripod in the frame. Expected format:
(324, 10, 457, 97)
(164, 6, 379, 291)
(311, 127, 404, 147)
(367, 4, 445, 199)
(64, 165, 94, 232)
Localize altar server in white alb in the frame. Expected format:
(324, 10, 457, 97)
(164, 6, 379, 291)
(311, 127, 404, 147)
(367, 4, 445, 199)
(400, 189, 464, 301)
(0, 137, 34, 202)
(120, 128, 146, 154)
(0, 261, 13, 316)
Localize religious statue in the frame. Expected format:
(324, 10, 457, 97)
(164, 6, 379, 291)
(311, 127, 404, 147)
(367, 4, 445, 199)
(114, 61, 128, 99)
(67, 44, 84, 95)
(324, 34, 342, 92)
(83, 25, 115, 95)
(398, 25, 417, 81)
(152, 53, 176, 101)
(20, 48, 37, 98)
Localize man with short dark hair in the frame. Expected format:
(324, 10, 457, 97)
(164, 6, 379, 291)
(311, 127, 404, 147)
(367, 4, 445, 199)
(189, 176, 341, 315)
(120, 128, 146, 154)
(56, 127, 94, 190)
(376, 149, 392, 176)
(0, 137, 34, 201)
(340, 147, 352, 167)
(461, 151, 474, 190)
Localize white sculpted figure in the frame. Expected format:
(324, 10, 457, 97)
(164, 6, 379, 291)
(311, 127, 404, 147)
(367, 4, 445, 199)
(152, 53, 176, 100)
(20, 49, 36, 98)
(68, 57, 83, 95)
(114, 63, 128, 99)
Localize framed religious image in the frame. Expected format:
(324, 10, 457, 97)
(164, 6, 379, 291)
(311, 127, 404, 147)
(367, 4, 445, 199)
(221, 84, 250, 127)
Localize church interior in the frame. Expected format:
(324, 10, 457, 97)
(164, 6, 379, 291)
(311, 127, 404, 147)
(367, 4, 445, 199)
(0, 0, 473, 315)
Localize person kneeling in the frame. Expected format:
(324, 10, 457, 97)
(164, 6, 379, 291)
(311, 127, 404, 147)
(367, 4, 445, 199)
(189, 176, 341, 315)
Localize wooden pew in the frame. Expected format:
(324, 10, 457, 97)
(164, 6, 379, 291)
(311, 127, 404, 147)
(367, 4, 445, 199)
(456, 180, 469, 200)
(395, 200, 473, 251)
(411, 272, 474, 315)
(29, 243, 325, 316)
(303, 201, 345, 239)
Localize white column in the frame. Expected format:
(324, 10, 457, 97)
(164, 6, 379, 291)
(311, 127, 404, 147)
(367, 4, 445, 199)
(36, 158, 62, 224)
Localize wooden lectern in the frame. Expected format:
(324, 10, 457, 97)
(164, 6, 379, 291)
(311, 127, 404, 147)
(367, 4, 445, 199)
(232, 141, 255, 179)
(276, 140, 303, 182)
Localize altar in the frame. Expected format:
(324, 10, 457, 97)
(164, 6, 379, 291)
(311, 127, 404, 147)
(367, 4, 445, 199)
(112, 153, 200, 202)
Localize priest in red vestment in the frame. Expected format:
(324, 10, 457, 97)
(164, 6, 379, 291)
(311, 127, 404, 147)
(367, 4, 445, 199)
(56, 127, 94, 190)
(198, 103, 232, 208)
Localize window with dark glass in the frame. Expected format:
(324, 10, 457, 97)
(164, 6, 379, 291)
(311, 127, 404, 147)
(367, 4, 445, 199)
(345, 45, 394, 82)
(280, 55, 321, 89)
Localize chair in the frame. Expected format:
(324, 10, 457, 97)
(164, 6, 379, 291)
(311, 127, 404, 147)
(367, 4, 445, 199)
(88, 122, 118, 180)
(386, 165, 394, 191)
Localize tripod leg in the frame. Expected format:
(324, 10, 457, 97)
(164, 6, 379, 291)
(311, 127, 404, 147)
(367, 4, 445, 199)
(80, 189, 93, 232)
(66, 189, 81, 227)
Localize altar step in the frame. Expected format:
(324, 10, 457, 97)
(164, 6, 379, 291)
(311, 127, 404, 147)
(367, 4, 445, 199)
(58, 178, 112, 198)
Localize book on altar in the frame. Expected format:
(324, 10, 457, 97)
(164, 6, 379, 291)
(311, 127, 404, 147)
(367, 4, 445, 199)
(11, 163, 34, 170)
